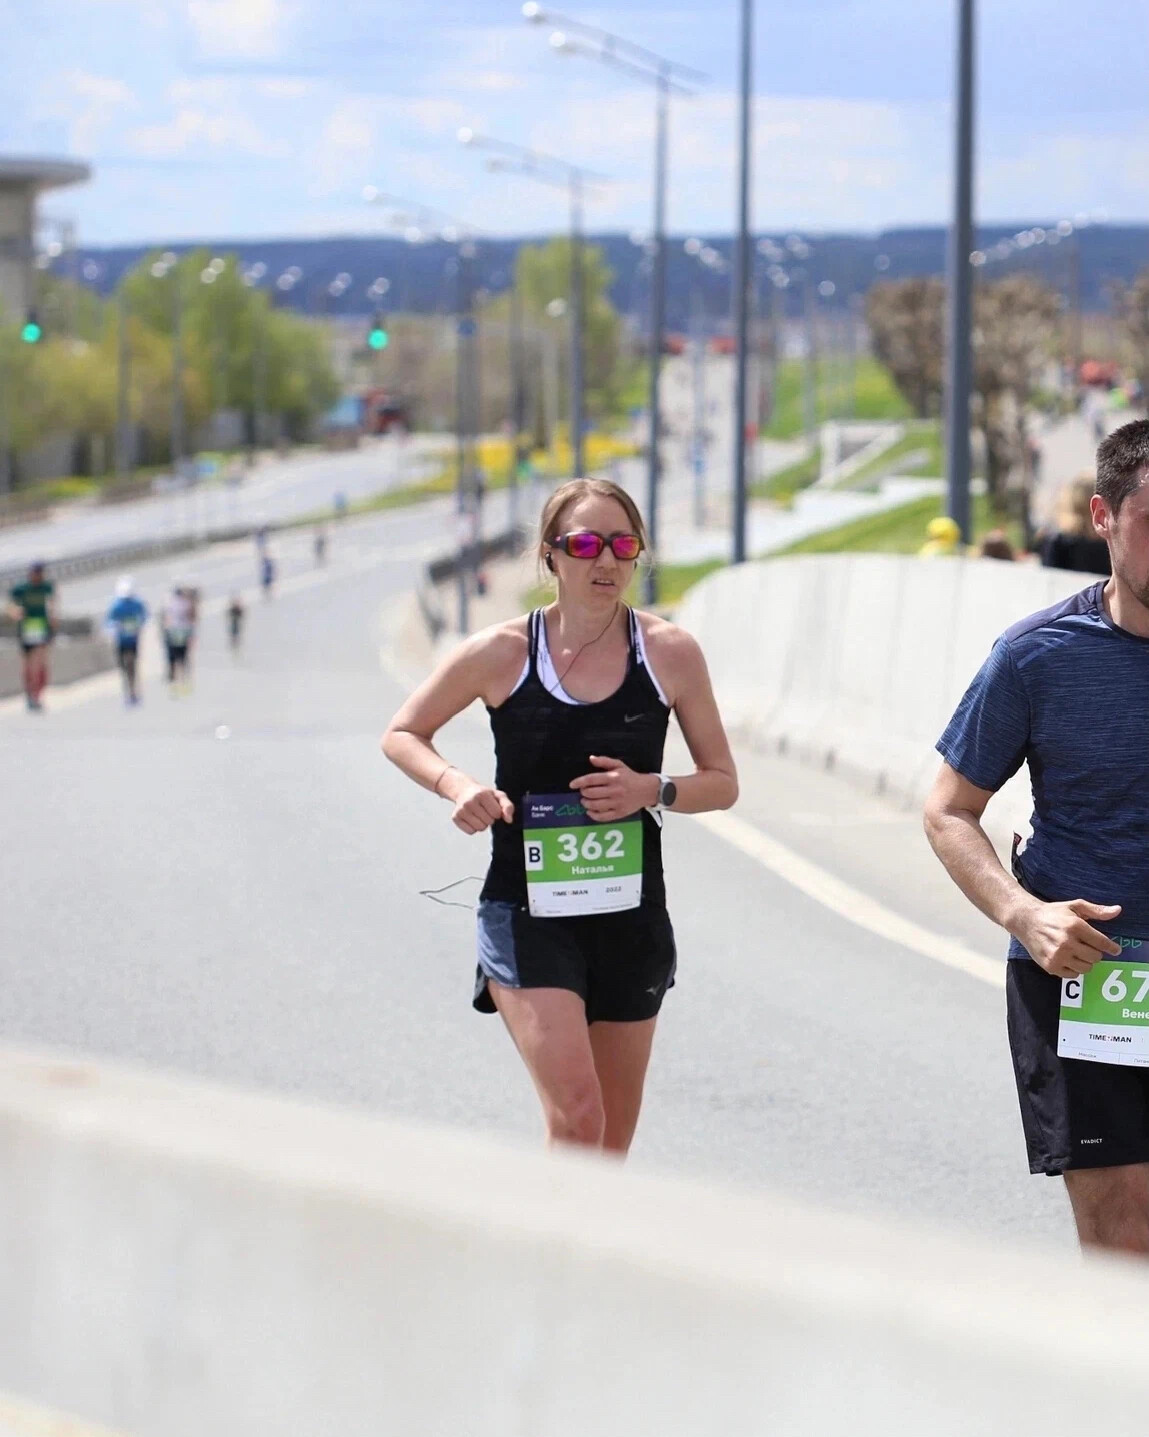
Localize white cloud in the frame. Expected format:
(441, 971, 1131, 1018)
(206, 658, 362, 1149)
(518, 88, 943, 233)
(186, 0, 290, 59)
(41, 70, 139, 156)
(302, 98, 379, 197)
(257, 78, 317, 100)
(126, 80, 288, 158)
(472, 72, 525, 94)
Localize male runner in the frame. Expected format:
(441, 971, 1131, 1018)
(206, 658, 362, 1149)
(105, 576, 148, 705)
(925, 418, 1149, 1256)
(7, 560, 56, 711)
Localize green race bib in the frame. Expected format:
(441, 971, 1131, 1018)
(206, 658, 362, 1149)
(1059, 939, 1149, 1067)
(522, 793, 643, 918)
(19, 617, 48, 645)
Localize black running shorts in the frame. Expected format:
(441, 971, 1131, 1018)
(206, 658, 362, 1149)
(474, 899, 676, 1024)
(1008, 956, 1149, 1175)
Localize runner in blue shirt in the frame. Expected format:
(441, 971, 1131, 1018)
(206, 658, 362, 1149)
(105, 576, 148, 706)
(925, 418, 1149, 1257)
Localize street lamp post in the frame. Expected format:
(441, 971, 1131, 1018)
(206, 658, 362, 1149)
(731, 0, 753, 565)
(944, 0, 976, 544)
(684, 240, 728, 528)
(569, 168, 586, 481)
(458, 128, 601, 482)
(509, 274, 527, 542)
(115, 283, 132, 481)
(522, 4, 702, 599)
(170, 273, 185, 476)
(455, 242, 477, 637)
(241, 261, 270, 458)
(367, 188, 483, 633)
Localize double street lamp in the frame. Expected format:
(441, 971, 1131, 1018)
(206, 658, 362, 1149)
(458, 127, 601, 483)
(522, 2, 702, 601)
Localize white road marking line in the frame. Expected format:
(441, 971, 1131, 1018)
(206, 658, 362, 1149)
(692, 809, 1004, 990)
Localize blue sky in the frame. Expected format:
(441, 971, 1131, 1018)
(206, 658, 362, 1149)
(2, 0, 1146, 244)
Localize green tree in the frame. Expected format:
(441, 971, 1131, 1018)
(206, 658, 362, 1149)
(122, 251, 338, 447)
(515, 238, 626, 428)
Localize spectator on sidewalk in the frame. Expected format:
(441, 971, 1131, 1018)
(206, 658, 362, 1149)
(1039, 474, 1111, 576)
(978, 529, 1015, 562)
(918, 516, 962, 558)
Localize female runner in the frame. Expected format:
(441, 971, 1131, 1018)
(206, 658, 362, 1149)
(382, 477, 738, 1154)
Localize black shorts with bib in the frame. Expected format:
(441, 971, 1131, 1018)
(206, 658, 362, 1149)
(1008, 956, 1149, 1175)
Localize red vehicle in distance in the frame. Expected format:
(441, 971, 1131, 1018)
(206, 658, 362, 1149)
(362, 388, 409, 435)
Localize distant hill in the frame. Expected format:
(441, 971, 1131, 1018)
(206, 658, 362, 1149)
(69, 224, 1149, 332)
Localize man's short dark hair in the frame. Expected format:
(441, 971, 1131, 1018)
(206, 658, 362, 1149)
(1096, 419, 1149, 512)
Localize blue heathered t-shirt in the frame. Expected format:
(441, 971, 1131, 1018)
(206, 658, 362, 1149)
(937, 581, 1149, 950)
(106, 595, 147, 645)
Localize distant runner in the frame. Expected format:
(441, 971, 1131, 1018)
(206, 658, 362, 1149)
(260, 552, 276, 599)
(226, 593, 245, 652)
(160, 586, 196, 693)
(313, 526, 328, 566)
(7, 560, 56, 711)
(925, 418, 1149, 1257)
(383, 478, 739, 1156)
(105, 576, 147, 706)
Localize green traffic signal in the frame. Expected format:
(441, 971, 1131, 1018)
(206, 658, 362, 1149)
(21, 321, 42, 344)
(368, 327, 388, 351)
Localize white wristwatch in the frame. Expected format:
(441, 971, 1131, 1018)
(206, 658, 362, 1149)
(655, 773, 678, 810)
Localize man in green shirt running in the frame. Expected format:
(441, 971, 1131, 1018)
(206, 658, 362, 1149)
(7, 561, 57, 711)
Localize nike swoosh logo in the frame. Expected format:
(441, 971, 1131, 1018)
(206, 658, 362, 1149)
(624, 713, 644, 724)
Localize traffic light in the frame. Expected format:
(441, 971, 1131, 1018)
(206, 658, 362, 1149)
(20, 311, 41, 344)
(367, 312, 388, 351)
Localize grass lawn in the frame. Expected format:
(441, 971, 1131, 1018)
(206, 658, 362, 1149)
(842, 420, 944, 490)
(762, 357, 911, 440)
(766, 491, 1024, 558)
(750, 447, 821, 503)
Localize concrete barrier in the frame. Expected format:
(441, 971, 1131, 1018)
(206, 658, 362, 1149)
(678, 554, 1089, 833)
(5, 1044, 1149, 1436)
(0, 637, 114, 701)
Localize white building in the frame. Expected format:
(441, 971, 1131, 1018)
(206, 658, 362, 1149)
(0, 157, 90, 324)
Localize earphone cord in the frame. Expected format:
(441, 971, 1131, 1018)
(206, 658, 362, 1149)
(419, 876, 484, 910)
(544, 601, 623, 703)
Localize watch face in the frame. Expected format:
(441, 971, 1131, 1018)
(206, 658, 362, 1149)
(662, 779, 678, 807)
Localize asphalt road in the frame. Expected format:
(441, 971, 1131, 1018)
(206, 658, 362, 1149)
(0, 503, 1074, 1255)
(0, 431, 447, 571)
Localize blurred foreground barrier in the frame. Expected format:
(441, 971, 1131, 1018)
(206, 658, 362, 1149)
(3, 1045, 1149, 1435)
(0, 632, 113, 700)
(677, 555, 1086, 829)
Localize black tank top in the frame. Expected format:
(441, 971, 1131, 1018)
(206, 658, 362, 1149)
(481, 606, 671, 907)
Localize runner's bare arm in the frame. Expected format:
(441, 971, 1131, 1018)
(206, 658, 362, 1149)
(381, 623, 525, 832)
(663, 628, 738, 813)
(923, 761, 1122, 977)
